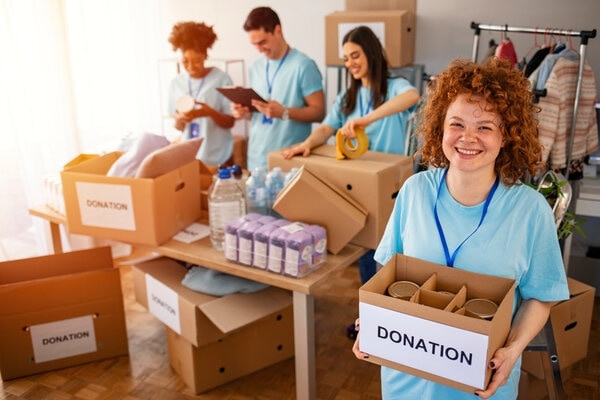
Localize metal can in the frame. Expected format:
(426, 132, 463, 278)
(464, 298, 498, 320)
(387, 280, 419, 300)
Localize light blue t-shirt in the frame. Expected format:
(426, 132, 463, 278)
(374, 168, 570, 400)
(168, 67, 234, 166)
(323, 77, 416, 155)
(247, 48, 323, 171)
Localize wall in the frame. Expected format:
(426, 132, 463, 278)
(157, 0, 600, 98)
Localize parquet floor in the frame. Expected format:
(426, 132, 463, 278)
(0, 263, 598, 400)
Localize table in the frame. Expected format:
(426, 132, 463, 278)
(29, 204, 366, 400)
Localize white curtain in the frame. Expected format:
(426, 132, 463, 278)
(0, 0, 163, 259)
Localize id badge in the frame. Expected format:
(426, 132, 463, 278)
(190, 122, 200, 138)
(262, 115, 273, 125)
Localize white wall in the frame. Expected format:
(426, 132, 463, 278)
(157, 0, 600, 98)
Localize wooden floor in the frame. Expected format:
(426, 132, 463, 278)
(0, 262, 598, 400)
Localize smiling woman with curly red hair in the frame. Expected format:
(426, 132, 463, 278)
(352, 57, 569, 400)
(167, 21, 235, 167)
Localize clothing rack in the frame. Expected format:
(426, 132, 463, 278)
(470, 22, 597, 180)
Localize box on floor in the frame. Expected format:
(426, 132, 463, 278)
(273, 165, 367, 254)
(358, 254, 516, 393)
(268, 144, 413, 249)
(133, 257, 294, 393)
(61, 152, 202, 246)
(0, 247, 128, 380)
(521, 277, 595, 379)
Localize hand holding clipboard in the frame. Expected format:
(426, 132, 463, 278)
(217, 86, 266, 112)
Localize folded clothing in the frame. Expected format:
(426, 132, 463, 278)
(181, 265, 269, 296)
(106, 132, 169, 177)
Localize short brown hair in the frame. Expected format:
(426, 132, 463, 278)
(243, 7, 280, 33)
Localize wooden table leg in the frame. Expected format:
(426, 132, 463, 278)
(293, 291, 316, 400)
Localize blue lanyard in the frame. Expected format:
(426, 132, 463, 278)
(188, 77, 205, 100)
(265, 46, 290, 98)
(359, 87, 373, 116)
(434, 169, 499, 267)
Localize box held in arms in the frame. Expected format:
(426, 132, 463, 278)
(268, 145, 413, 249)
(521, 277, 595, 379)
(0, 247, 128, 380)
(272, 166, 367, 255)
(325, 10, 415, 67)
(358, 254, 516, 393)
(61, 152, 201, 246)
(132, 257, 294, 393)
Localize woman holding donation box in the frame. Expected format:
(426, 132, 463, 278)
(351, 57, 569, 399)
(167, 21, 235, 166)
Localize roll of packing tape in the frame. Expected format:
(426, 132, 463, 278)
(335, 127, 369, 159)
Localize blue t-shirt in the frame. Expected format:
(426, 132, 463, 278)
(247, 48, 323, 171)
(168, 67, 234, 166)
(323, 77, 416, 155)
(374, 168, 570, 400)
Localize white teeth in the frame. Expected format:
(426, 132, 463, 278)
(457, 148, 479, 155)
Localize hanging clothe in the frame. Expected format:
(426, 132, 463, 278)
(535, 56, 599, 173)
(495, 38, 518, 66)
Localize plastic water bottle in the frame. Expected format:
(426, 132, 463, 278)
(208, 168, 246, 251)
(283, 167, 300, 186)
(246, 167, 268, 215)
(266, 167, 285, 214)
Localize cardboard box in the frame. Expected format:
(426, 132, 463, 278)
(61, 152, 201, 246)
(345, 0, 416, 12)
(268, 145, 413, 249)
(132, 257, 293, 348)
(358, 254, 516, 393)
(521, 277, 595, 379)
(166, 304, 294, 394)
(0, 247, 128, 380)
(325, 10, 415, 67)
(272, 165, 367, 254)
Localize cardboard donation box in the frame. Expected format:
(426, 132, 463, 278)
(133, 258, 294, 393)
(359, 254, 516, 393)
(0, 247, 128, 380)
(325, 10, 415, 67)
(521, 277, 595, 379)
(272, 165, 367, 254)
(268, 145, 413, 249)
(61, 152, 201, 246)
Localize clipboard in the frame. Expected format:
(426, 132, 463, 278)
(216, 86, 266, 112)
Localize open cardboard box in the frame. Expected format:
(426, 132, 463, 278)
(133, 257, 293, 348)
(61, 152, 201, 246)
(0, 247, 128, 380)
(272, 165, 367, 254)
(268, 145, 413, 249)
(358, 254, 516, 393)
(521, 277, 595, 379)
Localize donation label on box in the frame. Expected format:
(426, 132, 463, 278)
(75, 181, 135, 230)
(146, 274, 181, 334)
(30, 315, 98, 363)
(360, 303, 489, 389)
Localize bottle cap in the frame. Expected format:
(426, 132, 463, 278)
(218, 168, 232, 179)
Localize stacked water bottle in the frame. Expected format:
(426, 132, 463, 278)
(246, 166, 300, 217)
(224, 213, 327, 278)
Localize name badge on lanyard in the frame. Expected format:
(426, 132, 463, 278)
(262, 46, 290, 125)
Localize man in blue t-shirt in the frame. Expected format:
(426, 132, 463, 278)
(231, 6, 325, 171)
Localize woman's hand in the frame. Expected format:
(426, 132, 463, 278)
(339, 117, 368, 138)
(351, 318, 370, 360)
(281, 142, 311, 159)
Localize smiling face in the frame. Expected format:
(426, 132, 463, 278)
(181, 49, 207, 79)
(247, 26, 285, 60)
(342, 41, 370, 86)
(442, 94, 504, 177)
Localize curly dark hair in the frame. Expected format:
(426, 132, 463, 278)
(168, 21, 217, 53)
(341, 26, 390, 115)
(417, 57, 544, 186)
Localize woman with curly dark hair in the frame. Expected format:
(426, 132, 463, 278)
(352, 57, 569, 399)
(167, 21, 235, 166)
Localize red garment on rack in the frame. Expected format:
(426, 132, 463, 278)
(495, 39, 518, 66)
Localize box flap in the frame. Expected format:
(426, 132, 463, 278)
(198, 286, 292, 334)
(345, 0, 416, 13)
(0, 247, 114, 285)
(566, 276, 596, 298)
(63, 154, 99, 170)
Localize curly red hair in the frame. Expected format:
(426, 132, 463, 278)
(417, 57, 544, 186)
(168, 21, 217, 53)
